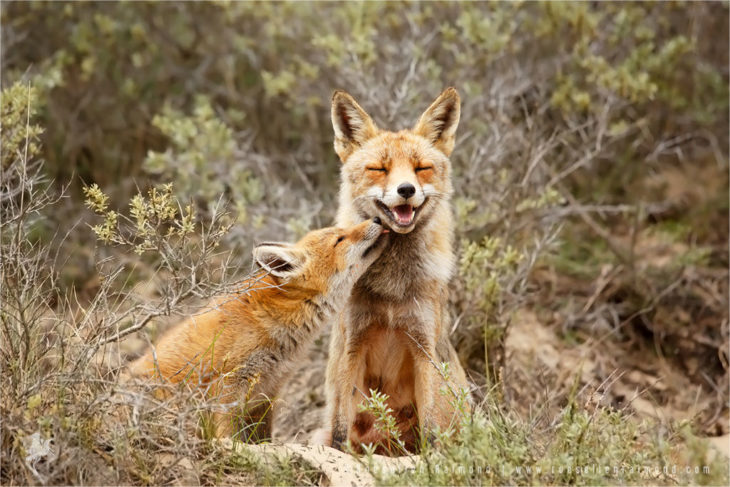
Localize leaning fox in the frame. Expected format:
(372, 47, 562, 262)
(129, 218, 387, 441)
(322, 88, 470, 453)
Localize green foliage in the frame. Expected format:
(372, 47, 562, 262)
(4, 2, 726, 194)
(1, 82, 43, 169)
(144, 97, 262, 222)
(378, 400, 729, 486)
(457, 236, 523, 386)
(84, 182, 204, 254)
(459, 237, 523, 330)
(356, 389, 408, 456)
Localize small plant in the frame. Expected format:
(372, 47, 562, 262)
(457, 236, 524, 388)
(376, 393, 728, 486)
(1, 83, 74, 483)
(80, 181, 237, 350)
(357, 389, 409, 456)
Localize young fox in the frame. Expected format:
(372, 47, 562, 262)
(322, 88, 470, 453)
(128, 218, 388, 441)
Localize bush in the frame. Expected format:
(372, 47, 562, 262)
(1, 2, 727, 485)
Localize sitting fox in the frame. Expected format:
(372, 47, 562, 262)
(322, 88, 470, 453)
(128, 218, 388, 441)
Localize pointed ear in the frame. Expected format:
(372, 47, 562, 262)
(331, 90, 379, 162)
(252, 243, 305, 279)
(413, 87, 461, 156)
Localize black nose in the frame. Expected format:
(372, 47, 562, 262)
(373, 216, 381, 225)
(397, 183, 416, 199)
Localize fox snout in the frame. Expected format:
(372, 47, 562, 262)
(365, 216, 389, 241)
(352, 217, 387, 260)
(349, 216, 384, 241)
(351, 216, 388, 244)
(397, 183, 416, 200)
(369, 216, 387, 237)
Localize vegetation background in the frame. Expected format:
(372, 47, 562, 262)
(1, 1, 728, 485)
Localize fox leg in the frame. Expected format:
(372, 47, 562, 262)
(211, 350, 279, 442)
(324, 322, 345, 448)
(331, 344, 366, 451)
(212, 402, 273, 442)
(407, 330, 439, 446)
(238, 402, 274, 443)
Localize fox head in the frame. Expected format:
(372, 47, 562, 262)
(331, 88, 460, 234)
(252, 218, 387, 299)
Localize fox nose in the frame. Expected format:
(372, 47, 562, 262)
(373, 216, 382, 225)
(397, 183, 416, 199)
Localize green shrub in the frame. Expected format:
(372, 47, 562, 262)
(377, 401, 728, 486)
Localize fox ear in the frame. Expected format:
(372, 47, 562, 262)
(413, 87, 461, 156)
(253, 243, 304, 279)
(331, 90, 379, 162)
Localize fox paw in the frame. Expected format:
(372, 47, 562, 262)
(309, 428, 332, 447)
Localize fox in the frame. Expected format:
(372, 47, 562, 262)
(128, 218, 388, 441)
(320, 87, 471, 454)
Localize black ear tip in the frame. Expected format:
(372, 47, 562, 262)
(373, 216, 382, 225)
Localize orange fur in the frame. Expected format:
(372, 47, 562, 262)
(128, 219, 387, 441)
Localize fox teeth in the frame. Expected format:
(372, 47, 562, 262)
(392, 205, 414, 226)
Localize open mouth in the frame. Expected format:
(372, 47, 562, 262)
(375, 200, 419, 227)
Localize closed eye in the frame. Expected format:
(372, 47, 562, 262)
(415, 166, 433, 173)
(367, 167, 387, 172)
(333, 235, 345, 247)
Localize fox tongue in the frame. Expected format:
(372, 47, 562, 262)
(392, 205, 414, 225)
